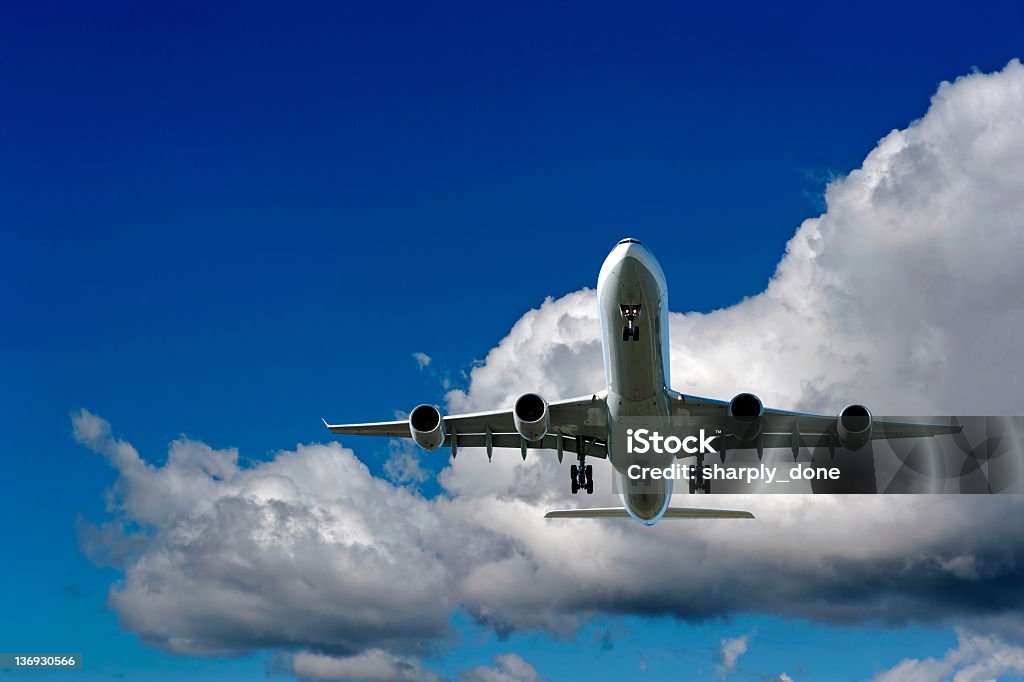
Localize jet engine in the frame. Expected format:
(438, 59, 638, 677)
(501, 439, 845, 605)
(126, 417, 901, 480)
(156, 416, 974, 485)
(837, 404, 872, 450)
(409, 404, 445, 450)
(728, 392, 764, 441)
(514, 392, 550, 442)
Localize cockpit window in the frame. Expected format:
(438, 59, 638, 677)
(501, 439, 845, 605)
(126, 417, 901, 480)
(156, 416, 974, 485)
(618, 238, 642, 245)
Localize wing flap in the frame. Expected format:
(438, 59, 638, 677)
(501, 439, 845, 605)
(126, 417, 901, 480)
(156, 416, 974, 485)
(443, 432, 608, 458)
(871, 419, 963, 438)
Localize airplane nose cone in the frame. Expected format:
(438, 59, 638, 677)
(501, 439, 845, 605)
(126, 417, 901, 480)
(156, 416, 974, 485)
(614, 238, 650, 263)
(598, 236, 665, 291)
(615, 238, 653, 262)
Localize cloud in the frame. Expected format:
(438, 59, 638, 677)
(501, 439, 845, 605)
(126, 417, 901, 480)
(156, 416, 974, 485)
(778, 674, 796, 682)
(871, 628, 1024, 682)
(73, 409, 461, 658)
(74, 516, 148, 569)
(384, 439, 432, 486)
(75, 60, 1024, 676)
(291, 649, 442, 682)
(719, 634, 749, 673)
(413, 352, 433, 369)
(461, 654, 541, 682)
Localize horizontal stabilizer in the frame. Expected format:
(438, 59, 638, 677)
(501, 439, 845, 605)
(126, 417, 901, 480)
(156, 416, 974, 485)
(544, 507, 754, 520)
(663, 507, 755, 519)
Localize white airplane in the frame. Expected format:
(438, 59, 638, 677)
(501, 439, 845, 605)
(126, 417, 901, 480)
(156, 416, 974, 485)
(325, 238, 961, 526)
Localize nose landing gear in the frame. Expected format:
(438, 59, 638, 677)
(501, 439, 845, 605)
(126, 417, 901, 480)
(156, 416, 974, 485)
(620, 304, 642, 342)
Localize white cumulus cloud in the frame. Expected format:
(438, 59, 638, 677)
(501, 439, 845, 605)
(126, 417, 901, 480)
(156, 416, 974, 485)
(461, 653, 542, 682)
(719, 633, 749, 673)
(292, 649, 442, 681)
(871, 628, 1024, 682)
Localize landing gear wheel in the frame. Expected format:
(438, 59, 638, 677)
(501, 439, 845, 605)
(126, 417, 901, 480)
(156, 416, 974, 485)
(622, 326, 631, 342)
(573, 439, 593, 494)
(632, 327, 640, 341)
(690, 455, 708, 494)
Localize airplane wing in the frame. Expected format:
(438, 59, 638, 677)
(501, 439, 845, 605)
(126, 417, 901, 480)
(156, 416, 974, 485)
(324, 393, 610, 458)
(672, 392, 962, 454)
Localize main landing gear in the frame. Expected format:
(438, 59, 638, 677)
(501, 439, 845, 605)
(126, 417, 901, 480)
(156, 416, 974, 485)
(570, 440, 594, 494)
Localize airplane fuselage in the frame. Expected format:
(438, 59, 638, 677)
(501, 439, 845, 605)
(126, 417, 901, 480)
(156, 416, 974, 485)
(597, 239, 677, 525)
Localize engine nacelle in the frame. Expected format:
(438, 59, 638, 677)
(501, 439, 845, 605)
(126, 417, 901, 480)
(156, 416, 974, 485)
(728, 392, 764, 441)
(514, 393, 549, 442)
(837, 404, 872, 450)
(409, 404, 445, 450)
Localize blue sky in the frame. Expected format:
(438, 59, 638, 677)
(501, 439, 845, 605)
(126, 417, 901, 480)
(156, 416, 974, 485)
(3, 1, 1024, 680)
